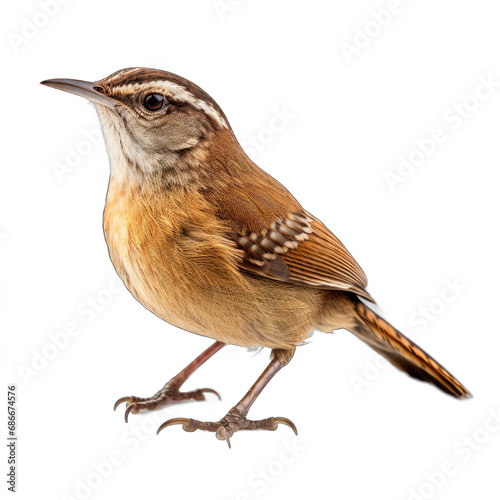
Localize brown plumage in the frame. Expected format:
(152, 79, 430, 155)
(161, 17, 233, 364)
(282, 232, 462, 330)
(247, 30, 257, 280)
(41, 68, 471, 447)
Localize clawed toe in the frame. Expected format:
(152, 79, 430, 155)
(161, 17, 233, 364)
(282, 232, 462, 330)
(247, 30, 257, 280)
(113, 396, 143, 423)
(198, 388, 222, 401)
(273, 416, 298, 435)
(157, 417, 196, 433)
(157, 407, 298, 448)
(113, 385, 221, 423)
(113, 396, 136, 411)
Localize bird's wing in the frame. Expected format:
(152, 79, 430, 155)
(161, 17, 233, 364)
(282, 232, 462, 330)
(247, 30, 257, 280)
(203, 173, 374, 303)
(235, 209, 374, 302)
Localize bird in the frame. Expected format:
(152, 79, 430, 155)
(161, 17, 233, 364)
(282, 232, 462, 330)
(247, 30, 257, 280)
(41, 68, 471, 447)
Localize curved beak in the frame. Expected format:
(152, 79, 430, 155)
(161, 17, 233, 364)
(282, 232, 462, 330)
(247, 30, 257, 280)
(40, 78, 120, 109)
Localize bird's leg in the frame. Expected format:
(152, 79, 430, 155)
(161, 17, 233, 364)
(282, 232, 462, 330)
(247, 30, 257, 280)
(114, 341, 225, 422)
(157, 350, 297, 448)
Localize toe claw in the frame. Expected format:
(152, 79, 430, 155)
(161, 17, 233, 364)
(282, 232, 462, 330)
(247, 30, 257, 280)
(215, 427, 232, 448)
(200, 388, 222, 401)
(274, 417, 298, 435)
(124, 404, 135, 423)
(157, 417, 191, 435)
(113, 396, 131, 411)
(155, 411, 296, 446)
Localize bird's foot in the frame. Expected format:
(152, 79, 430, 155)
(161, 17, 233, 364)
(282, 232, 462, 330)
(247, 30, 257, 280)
(157, 405, 297, 448)
(114, 381, 221, 423)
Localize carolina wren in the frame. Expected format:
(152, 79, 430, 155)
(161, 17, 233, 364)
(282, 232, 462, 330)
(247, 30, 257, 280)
(41, 68, 471, 447)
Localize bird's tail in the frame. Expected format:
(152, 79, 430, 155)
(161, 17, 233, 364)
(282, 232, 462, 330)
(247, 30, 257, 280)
(351, 299, 471, 399)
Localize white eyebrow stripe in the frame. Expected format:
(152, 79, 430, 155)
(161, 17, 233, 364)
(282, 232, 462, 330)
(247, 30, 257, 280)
(104, 68, 139, 84)
(114, 80, 229, 129)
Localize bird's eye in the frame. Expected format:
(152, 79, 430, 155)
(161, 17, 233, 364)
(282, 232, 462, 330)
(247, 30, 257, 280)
(143, 93, 167, 112)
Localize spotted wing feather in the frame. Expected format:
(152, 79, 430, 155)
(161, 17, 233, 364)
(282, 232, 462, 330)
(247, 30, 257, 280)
(231, 209, 373, 302)
(201, 159, 373, 301)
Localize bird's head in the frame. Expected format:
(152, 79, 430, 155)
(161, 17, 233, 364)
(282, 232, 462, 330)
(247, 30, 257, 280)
(41, 68, 237, 187)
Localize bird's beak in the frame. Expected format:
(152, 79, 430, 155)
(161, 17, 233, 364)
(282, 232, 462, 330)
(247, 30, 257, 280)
(40, 78, 120, 109)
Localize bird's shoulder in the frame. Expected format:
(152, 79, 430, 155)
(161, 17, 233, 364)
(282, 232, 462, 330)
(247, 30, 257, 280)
(199, 165, 374, 302)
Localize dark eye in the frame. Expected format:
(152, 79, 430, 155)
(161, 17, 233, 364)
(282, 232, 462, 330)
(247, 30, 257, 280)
(143, 93, 167, 111)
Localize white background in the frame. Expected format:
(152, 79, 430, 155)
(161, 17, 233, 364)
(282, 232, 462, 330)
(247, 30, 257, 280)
(2, 1, 500, 499)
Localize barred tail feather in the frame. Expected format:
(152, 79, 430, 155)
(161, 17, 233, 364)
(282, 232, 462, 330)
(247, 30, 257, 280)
(352, 300, 471, 399)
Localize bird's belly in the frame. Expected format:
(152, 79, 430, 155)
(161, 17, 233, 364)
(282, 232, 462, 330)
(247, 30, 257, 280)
(106, 235, 321, 349)
(107, 246, 314, 348)
(103, 213, 204, 339)
(103, 184, 322, 349)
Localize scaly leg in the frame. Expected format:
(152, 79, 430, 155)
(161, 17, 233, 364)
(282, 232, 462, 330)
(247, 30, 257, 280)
(114, 341, 225, 422)
(157, 348, 297, 447)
